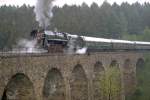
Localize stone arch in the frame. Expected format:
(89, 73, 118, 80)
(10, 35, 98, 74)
(110, 60, 119, 68)
(136, 58, 145, 71)
(2, 73, 35, 100)
(136, 58, 145, 86)
(43, 68, 65, 100)
(123, 59, 136, 97)
(70, 64, 88, 100)
(93, 61, 104, 100)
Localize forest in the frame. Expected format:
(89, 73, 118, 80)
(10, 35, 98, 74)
(0, 1, 150, 100)
(0, 1, 150, 49)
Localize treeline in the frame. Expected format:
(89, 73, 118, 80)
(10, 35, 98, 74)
(0, 2, 150, 49)
(0, 4, 38, 49)
(51, 2, 150, 38)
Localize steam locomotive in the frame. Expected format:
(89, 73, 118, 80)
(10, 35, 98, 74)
(30, 30, 86, 53)
(30, 30, 150, 53)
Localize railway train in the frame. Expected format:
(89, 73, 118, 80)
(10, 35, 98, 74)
(30, 30, 150, 53)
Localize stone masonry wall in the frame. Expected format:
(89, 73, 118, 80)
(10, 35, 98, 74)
(0, 52, 144, 100)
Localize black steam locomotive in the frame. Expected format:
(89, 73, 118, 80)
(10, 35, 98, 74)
(30, 30, 85, 53)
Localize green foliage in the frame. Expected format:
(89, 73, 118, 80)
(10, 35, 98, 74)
(122, 27, 150, 41)
(0, 5, 38, 49)
(127, 54, 150, 100)
(141, 27, 150, 41)
(100, 67, 121, 100)
(122, 33, 141, 41)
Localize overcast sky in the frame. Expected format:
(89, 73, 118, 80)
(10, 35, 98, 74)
(0, 0, 150, 6)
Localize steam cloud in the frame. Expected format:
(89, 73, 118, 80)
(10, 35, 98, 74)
(34, 0, 55, 28)
(17, 39, 37, 53)
(76, 47, 87, 54)
(9, 39, 47, 54)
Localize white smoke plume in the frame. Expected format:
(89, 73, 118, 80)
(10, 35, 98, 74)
(34, 0, 55, 28)
(66, 38, 87, 54)
(76, 47, 87, 54)
(10, 39, 47, 54)
(18, 39, 37, 53)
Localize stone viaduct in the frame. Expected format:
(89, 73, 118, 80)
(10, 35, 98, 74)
(0, 52, 145, 100)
